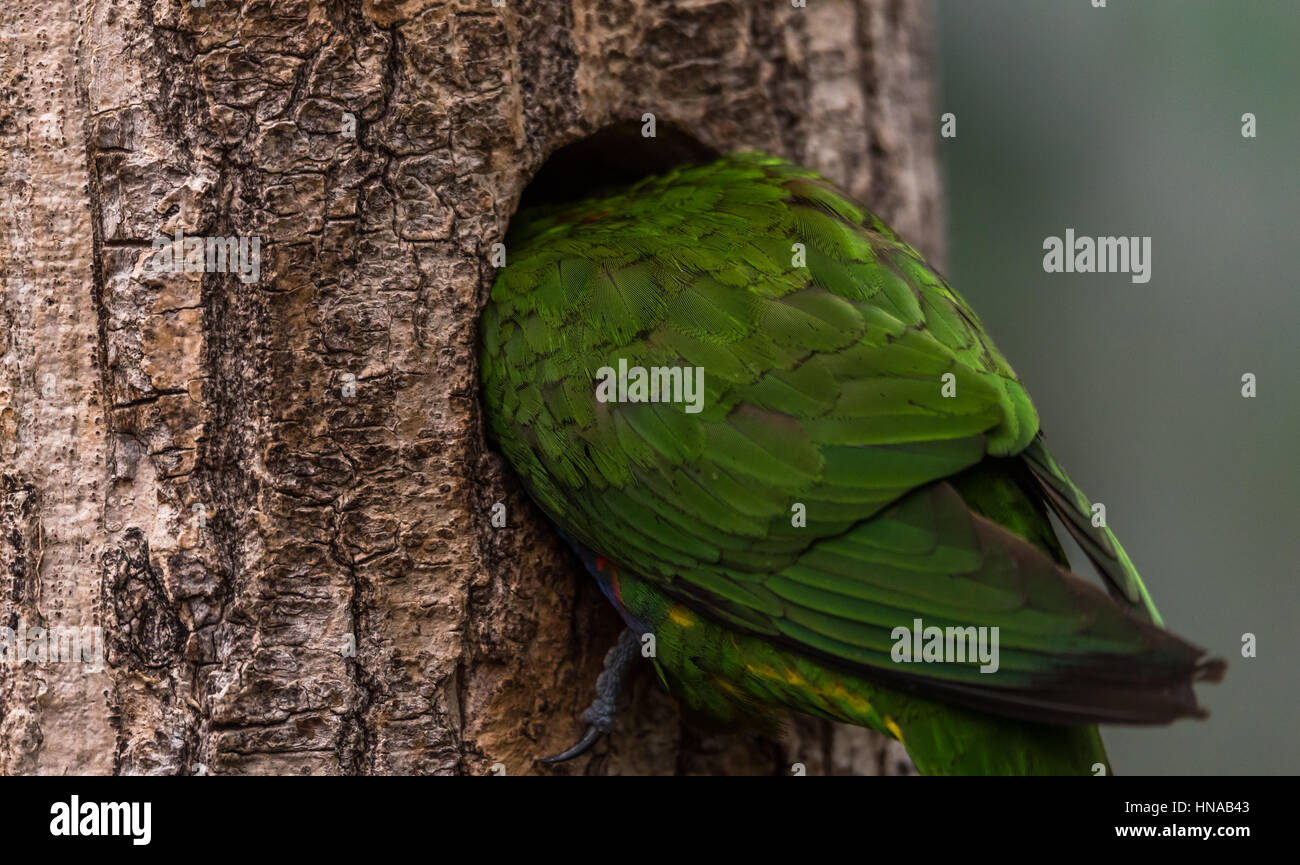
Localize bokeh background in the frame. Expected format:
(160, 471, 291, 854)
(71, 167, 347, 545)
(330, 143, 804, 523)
(934, 0, 1299, 774)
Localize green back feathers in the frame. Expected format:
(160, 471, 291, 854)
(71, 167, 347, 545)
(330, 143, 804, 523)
(483, 153, 1035, 514)
(479, 152, 1221, 732)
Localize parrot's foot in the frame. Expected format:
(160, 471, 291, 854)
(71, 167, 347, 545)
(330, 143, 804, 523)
(540, 628, 641, 764)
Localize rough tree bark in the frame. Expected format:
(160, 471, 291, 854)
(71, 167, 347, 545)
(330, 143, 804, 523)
(0, 0, 941, 775)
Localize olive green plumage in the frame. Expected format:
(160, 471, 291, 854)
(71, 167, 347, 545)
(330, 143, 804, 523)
(479, 152, 1222, 774)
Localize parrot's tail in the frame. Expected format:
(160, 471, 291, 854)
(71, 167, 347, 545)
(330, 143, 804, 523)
(1021, 434, 1164, 625)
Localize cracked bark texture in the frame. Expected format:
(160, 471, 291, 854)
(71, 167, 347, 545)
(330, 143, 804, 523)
(0, 0, 940, 775)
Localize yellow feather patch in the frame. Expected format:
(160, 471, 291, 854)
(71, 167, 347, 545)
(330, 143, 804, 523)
(830, 681, 873, 715)
(885, 717, 904, 743)
(668, 605, 697, 627)
(712, 675, 742, 696)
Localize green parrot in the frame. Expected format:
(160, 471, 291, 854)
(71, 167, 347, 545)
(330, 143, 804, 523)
(478, 152, 1224, 775)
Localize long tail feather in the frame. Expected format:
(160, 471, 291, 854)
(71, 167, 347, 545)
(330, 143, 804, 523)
(1021, 434, 1164, 625)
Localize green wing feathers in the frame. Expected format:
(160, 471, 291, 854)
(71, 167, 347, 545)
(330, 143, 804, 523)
(479, 152, 1223, 772)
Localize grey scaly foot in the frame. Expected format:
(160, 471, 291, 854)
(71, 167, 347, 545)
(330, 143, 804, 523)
(540, 628, 642, 763)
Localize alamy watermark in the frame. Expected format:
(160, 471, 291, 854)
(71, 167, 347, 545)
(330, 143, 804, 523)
(50, 795, 150, 846)
(1042, 229, 1151, 284)
(0, 620, 104, 673)
(150, 228, 261, 283)
(890, 618, 1000, 673)
(595, 359, 705, 414)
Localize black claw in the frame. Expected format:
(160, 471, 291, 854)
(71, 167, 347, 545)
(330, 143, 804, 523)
(539, 725, 604, 764)
(538, 628, 642, 765)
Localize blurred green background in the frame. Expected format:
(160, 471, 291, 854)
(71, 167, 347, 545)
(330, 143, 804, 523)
(934, 0, 1299, 774)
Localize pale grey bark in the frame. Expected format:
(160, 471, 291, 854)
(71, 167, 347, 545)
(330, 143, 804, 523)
(0, 0, 939, 775)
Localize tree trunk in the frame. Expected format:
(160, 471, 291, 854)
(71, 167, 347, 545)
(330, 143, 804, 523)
(0, 0, 940, 775)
